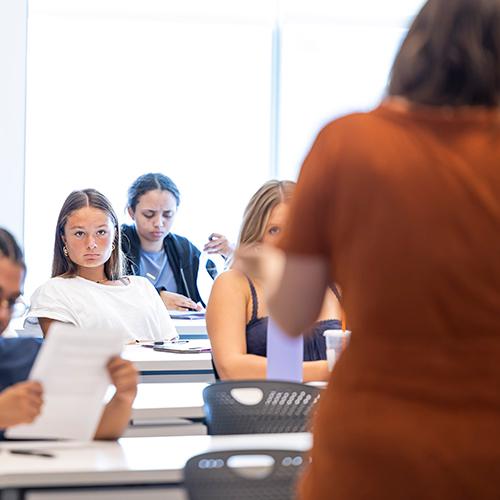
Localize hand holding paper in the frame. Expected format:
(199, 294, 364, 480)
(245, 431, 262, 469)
(7, 324, 126, 441)
(0, 381, 43, 428)
(106, 356, 138, 403)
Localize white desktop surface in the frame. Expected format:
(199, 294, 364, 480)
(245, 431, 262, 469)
(122, 341, 212, 372)
(132, 382, 207, 420)
(0, 433, 312, 489)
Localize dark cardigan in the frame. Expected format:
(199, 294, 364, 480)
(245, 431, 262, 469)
(121, 224, 205, 304)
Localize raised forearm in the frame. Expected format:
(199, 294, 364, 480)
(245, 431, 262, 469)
(269, 256, 329, 336)
(94, 394, 134, 440)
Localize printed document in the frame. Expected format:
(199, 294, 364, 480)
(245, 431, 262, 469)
(7, 323, 125, 440)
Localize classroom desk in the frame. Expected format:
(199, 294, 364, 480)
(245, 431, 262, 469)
(122, 342, 214, 383)
(125, 382, 207, 437)
(0, 433, 312, 500)
(173, 319, 207, 339)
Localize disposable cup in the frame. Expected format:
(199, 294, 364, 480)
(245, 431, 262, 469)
(323, 329, 351, 371)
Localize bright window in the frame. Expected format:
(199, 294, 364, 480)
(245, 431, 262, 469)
(24, 0, 426, 295)
(24, 0, 275, 294)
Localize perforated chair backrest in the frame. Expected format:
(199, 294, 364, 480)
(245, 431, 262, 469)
(184, 448, 307, 500)
(203, 380, 321, 435)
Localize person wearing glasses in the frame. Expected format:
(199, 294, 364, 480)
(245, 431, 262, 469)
(122, 173, 232, 311)
(0, 286, 27, 337)
(0, 227, 138, 439)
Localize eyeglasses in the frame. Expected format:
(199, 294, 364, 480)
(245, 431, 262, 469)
(0, 297, 28, 318)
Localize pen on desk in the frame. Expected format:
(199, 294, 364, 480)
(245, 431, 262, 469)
(154, 340, 188, 345)
(10, 449, 55, 458)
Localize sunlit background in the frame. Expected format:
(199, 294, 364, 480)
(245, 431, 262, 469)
(23, 0, 426, 295)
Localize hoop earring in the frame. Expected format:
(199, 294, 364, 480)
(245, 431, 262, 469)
(111, 243, 116, 251)
(63, 246, 68, 257)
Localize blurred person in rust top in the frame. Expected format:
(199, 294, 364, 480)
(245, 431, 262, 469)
(266, 0, 500, 498)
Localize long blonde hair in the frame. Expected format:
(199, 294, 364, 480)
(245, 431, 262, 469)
(236, 180, 295, 251)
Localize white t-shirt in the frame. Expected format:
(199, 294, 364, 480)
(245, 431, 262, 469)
(27, 276, 177, 343)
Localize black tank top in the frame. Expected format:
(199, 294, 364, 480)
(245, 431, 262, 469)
(245, 277, 341, 361)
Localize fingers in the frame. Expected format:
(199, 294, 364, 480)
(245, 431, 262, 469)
(107, 356, 136, 377)
(107, 357, 138, 398)
(22, 393, 43, 419)
(203, 233, 231, 256)
(231, 244, 263, 276)
(7, 382, 44, 423)
(204, 242, 227, 254)
(23, 380, 43, 396)
(15, 381, 44, 406)
(203, 236, 223, 249)
(171, 295, 199, 311)
(160, 291, 198, 311)
(107, 356, 125, 371)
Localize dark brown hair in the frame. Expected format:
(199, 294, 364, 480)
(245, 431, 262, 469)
(388, 0, 500, 106)
(52, 189, 123, 279)
(0, 228, 25, 270)
(127, 173, 180, 212)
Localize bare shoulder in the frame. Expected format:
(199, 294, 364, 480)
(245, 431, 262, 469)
(207, 269, 250, 323)
(213, 268, 249, 291)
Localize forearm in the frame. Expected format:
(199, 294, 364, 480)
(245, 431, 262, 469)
(94, 394, 134, 440)
(0, 401, 9, 428)
(268, 256, 329, 336)
(215, 354, 329, 382)
(302, 360, 329, 382)
(268, 290, 319, 337)
(0, 414, 8, 428)
(215, 353, 268, 380)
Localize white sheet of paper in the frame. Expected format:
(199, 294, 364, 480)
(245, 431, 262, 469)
(6, 323, 126, 441)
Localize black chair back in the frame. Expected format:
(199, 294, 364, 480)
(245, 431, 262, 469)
(184, 448, 307, 500)
(203, 380, 321, 435)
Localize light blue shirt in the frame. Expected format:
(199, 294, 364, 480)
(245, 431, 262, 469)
(139, 249, 178, 293)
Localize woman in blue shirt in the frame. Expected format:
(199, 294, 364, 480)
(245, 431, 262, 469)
(122, 172, 232, 310)
(0, 227, 138, 439)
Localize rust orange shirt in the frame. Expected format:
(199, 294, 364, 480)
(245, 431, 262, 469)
(280, 100, 500, 500)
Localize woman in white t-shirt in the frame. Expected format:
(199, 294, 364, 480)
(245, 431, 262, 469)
(28, 189, 177, 343)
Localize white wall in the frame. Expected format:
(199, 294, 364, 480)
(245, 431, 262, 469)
(0, 0, 27, 244)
